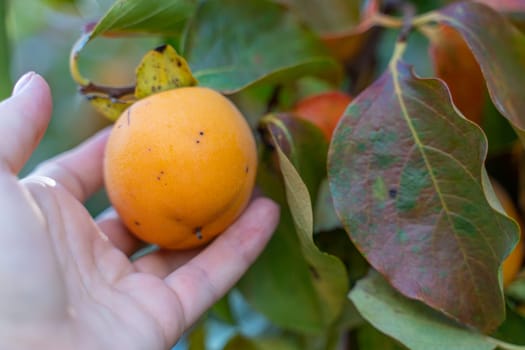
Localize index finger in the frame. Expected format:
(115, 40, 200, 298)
(163, 197, 280, 328)
(27, 127, 111, 202)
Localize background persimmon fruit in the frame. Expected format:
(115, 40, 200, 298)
(492, 178, 525, 286)
(292, 91, 353, 140)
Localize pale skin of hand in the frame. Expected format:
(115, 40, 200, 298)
(0, 73, 280, 350)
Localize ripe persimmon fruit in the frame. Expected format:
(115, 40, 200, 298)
(104, 87, 257, 250)
(292, 91, 352, 140)
(491, 179, 524, 287)
(428, 25, 485, 125)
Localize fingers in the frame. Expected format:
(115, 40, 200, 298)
(96, 207, 145, 256)
(0, 73, 52, 174)
(163, 197, 279, 327)
(27, 127, 111, 202)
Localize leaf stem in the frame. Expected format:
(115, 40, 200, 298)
(398, 2, 416, 42)
(0, 0, 11, 99)
(69, 33, 136, 98)
(389, 41, 407, 68)
(369, 10, 442, 32)
(412, 11, 442, 27)
(80, 83, 135, 99)
(69, 33, 92, 87)
(369, 13, 404, 29)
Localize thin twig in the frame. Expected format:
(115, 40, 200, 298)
(79, 83, 135, 99)
(398, 2, 416, 42)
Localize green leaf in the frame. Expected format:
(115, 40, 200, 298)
(315, 229, 370, 285)
(182, 0, 342, 93)
(89, 0, 197, 39)
(239, 115, 347, 333)
(239, 160, 328, 333)
(265, 114, 348, 328)
(506, 273, 525, 303)
(491, 305, 525, 346)
(314, 178, 342, 233)
(261, 113, 328, 201)
(434, 2, 525, 147)
(328, 43, 519, 333)
(239, 206, 329, 333)
(224, 335, 299, 350)
(356, 323, 408, 350)
(481, 97, 517, 156)
(275, 0, 360, 34)
(350, 271, 498, 350)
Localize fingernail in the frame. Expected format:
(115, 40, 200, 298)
(12, 72, 35, 96)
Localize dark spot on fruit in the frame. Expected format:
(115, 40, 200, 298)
(154, 44, 167, 53)
(147, 147, 152, 152)
(134, 220, 141, 226)
(245, 166, 249, 173)
(196, 140, 200, 144)
(194, 227, 203, 240)
(176, 59, 182, 67)
(160, 171, 165, 175)
(156, 176, 161, 180)
(389, 188, 397, 199)
(199, 131, 204, 136)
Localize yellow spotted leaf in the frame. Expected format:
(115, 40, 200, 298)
(87, 96, 132, 122)
(135, 44, 197, 99)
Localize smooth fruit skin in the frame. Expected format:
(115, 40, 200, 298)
(104, 87, 257, 250)
(491, 179, 524, 287)
(292, 91, 352, 140)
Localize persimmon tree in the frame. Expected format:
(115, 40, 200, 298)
(68, 0, 525, 349)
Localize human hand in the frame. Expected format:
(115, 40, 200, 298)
(0, 73, 279, 350)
